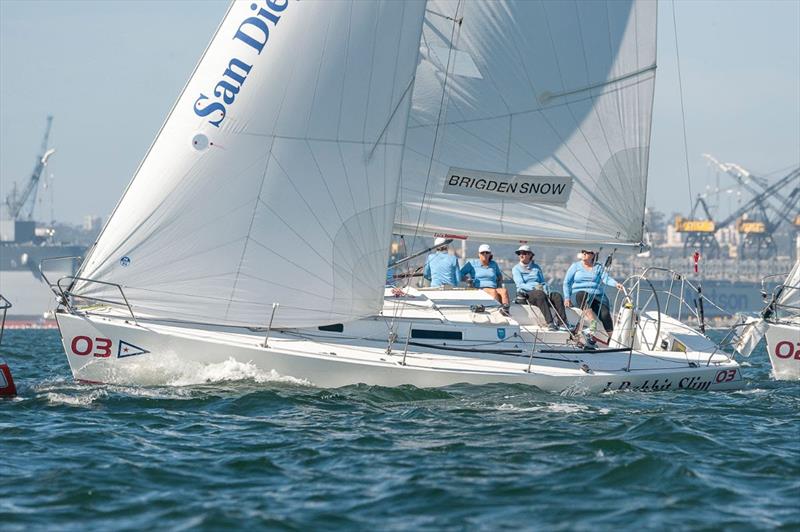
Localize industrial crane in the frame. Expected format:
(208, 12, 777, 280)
(674, 196, 721, 258)
(4, 116, 56, 221)
(703, 155, 800, 259)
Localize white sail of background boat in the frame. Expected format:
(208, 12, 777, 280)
(736, 259, 800, 380)
(51, 0, 744, 392)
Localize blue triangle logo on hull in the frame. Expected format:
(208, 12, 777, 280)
(117, 340, 150, 358)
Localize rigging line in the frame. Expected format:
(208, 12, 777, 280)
(541, 4, 619, 213)
(408, 0, 464, 260)
(671, 0, 694, 211)
(366, 77, 416, 161)
(359, 4, 387, 251)
(540, 64, 657, 104)
(573, 1, 632, 213)
(635, 1, 659, 244)
(404, 75, 652, 130)
(425, 8, 462, 23)
(380, 5, 409, 226)
(365, 2, 415, 163)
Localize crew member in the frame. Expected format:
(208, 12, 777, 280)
(512, 245, 567, 331)
(423, 237, 461, 288)
(461, 244, 510, 316)
(563, 249, 624, 337)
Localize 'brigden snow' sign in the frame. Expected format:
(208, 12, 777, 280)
(443, 167, 572, 205)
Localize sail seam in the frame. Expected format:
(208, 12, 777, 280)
(224, 135, 277, 319)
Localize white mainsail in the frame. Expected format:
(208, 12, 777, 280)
(395, 0, 657, 248)
(73, 0, 427, 327)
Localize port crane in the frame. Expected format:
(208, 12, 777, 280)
(674, 196, 721, 258)
(4, 116, 56, 221)
(700, 155, 800, 259)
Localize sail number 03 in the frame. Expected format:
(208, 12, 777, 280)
(70, 336, 112, 358)
(774, 341, 800, 360)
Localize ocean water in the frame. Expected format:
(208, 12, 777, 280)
(1, 329, 798, 531)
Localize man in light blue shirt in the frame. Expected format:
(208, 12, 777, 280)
(423, 238, 461, 288)
(512, 245, 567, 330)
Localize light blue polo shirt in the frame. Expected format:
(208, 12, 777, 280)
(461, 259, 502, 289)
(512, 261, 548, 293)
(424, 252, 461, 287)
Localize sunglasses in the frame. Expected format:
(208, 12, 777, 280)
(479, 251, 491, 255)
(582, 250, 595, 254)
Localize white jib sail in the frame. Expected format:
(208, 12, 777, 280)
(74, 0, 427, 328)
(777, 259, 800, 310)
(395, 0, 657, 248)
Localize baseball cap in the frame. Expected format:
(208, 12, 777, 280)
(478, 244, 492, 254)
(434, 237, 447, 247)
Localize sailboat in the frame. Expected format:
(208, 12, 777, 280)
(736, 259, 800, 380)
(51, 0, 743, 392)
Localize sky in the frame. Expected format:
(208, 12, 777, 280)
(0, 0, 798, 225)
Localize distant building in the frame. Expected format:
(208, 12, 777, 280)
(83, 215, 103, 232)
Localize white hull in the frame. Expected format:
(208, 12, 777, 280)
(55, 289, 744, 393)
(764, 320, 800, 380)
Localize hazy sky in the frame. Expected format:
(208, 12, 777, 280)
(1, 0, 798, 225)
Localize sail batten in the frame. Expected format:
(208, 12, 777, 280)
(395, 0, 657, 248)
(74, 0, 427, 328)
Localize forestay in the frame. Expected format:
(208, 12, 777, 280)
(395, 0, 657, 248)
(73, 0, 426, 327)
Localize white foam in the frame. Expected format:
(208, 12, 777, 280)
(545, 403, 589, 414)
(83, 352, 314, 388)
(44, 389, 107, 406)
(167, 357, 313, 387)
(494, 402, 596, 414)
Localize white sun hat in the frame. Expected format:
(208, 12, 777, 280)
(515, 245, 533, 255)
(478, 244, 492, 254)
(434, 237, 447, 246)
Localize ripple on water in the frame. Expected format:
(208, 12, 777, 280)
(0, 329, 798, 530)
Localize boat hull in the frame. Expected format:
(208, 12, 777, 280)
(56, 312, 744, 393)
(764, 321, 800, 380)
